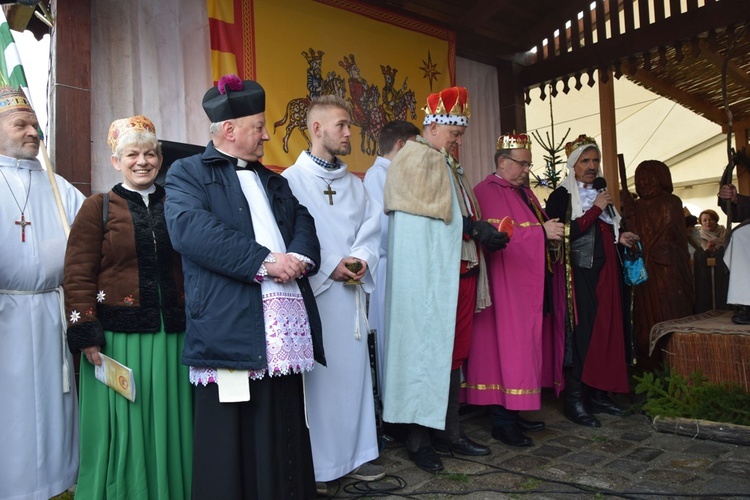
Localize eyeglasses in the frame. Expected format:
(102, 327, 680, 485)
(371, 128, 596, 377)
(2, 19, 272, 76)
(502, 156, 533, 169)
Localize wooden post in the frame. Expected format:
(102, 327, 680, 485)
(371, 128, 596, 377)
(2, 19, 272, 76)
(598, 67, 619, 208)
(49, 0, 92, 196)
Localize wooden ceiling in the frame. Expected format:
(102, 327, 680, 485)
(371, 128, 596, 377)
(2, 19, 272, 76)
(358, 0, 572, 64)
(358, 0, 750, 127)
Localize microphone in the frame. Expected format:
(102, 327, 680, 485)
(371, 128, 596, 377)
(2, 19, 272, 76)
(592, 177, 616, 219)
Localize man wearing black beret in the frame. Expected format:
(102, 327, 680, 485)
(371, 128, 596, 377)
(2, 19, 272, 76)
(165, 75, 324, 498)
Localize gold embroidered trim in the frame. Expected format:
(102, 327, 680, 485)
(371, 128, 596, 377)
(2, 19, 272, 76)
(462, 382, 542, 395)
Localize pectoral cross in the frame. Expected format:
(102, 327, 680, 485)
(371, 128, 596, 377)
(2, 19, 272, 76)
(323, 184, 336, 205)
(15, 213, 31, 242)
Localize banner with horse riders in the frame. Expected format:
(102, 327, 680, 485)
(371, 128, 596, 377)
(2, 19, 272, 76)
(207, 0, 455, 173)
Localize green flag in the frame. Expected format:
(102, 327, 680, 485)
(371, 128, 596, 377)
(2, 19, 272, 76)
(0, 9, 31, 100)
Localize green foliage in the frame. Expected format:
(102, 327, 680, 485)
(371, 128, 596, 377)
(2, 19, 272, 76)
(634, 367, 750, 426)
(520, 478, 543, 490)
(530, 127, 570, 191)
(438, 472, 469, 483)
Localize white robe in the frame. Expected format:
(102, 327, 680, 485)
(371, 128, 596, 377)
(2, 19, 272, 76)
(724, 224, 750, 305)
(0, 155, 84, 500)
(283, 152, 380, 481)
(362, 156, 389, 393)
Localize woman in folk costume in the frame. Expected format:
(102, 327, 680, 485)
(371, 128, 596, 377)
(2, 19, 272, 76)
(64, 116, 192, 499)
(545, 134, 639, 428)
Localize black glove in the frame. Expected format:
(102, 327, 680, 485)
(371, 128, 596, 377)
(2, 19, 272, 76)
(465, 218, 508, 252)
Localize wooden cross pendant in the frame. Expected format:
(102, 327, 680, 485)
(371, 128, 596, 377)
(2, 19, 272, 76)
(15, 213, 31, 242)
(323, 185, 336, 205)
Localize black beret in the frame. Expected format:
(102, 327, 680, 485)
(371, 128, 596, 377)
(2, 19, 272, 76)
(202, 75, 265, 122)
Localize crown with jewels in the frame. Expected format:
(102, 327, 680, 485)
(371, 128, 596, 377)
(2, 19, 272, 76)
(302, 48, 324, 63)
(497, 133, 532, 151)
(564, 134, 598, 157)
(422, 86, 470, 126)
(107, 115, 157, 153)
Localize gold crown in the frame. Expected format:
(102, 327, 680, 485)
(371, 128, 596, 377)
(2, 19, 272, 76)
(107, 115, 156, 153)
(0, 86, 33, 116)
(302, 48, 324, 63)
(497, 133, 532, 151)
(565, 134, 598, 157)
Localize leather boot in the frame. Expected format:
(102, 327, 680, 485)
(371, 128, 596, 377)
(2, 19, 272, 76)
(588, 388, 627, 416)
(563, 371, 601, 427)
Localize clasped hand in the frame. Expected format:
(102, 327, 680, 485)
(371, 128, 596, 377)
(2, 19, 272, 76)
(331, 256, 367, 282)
(265, 252, 308, 283)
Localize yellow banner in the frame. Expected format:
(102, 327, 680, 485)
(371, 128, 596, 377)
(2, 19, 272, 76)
(208, 0, 455, 172)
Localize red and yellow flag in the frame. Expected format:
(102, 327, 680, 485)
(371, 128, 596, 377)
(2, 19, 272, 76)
(207, 0, 455, 172)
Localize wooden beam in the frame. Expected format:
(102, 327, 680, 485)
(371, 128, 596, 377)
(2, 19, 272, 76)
(628, 69, 726, 124)
(49, 0, 91, 196)
(497, 60, 526, 135)
(653, 416, 750, 446)
(697, 39, 750, 92)
(598, 67, 620, 209)
(608, 0, 621, 37)
(595, 1, 606, 41)
(524, 0, 597, 47)
(520, 0, 750, 88)
(457, 0, 504, 29)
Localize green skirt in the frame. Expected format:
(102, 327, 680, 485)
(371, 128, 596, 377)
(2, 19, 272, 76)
(75, 329, 193, 500)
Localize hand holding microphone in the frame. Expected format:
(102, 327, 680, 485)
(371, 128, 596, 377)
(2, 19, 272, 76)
(592, 177, 616, 219)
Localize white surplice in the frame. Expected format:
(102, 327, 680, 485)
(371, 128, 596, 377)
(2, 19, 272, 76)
(283, 152, 381, 481)
(724, 224, 750, 305)
(0, 155, 84, 500)
(362, 156, 389, 393)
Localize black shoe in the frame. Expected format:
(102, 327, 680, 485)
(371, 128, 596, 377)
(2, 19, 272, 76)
(491, 424, 533, 447)
(434, 436, 491, 456)
(732, 313, 750, 325)
(517, 416, 545, 432)
(408, 447, 444, 473)
(588, 389, 627, 416)
(564, 400, 601, 427)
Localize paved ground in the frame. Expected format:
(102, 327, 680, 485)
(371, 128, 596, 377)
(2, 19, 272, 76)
(319, 391, 750, 499)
